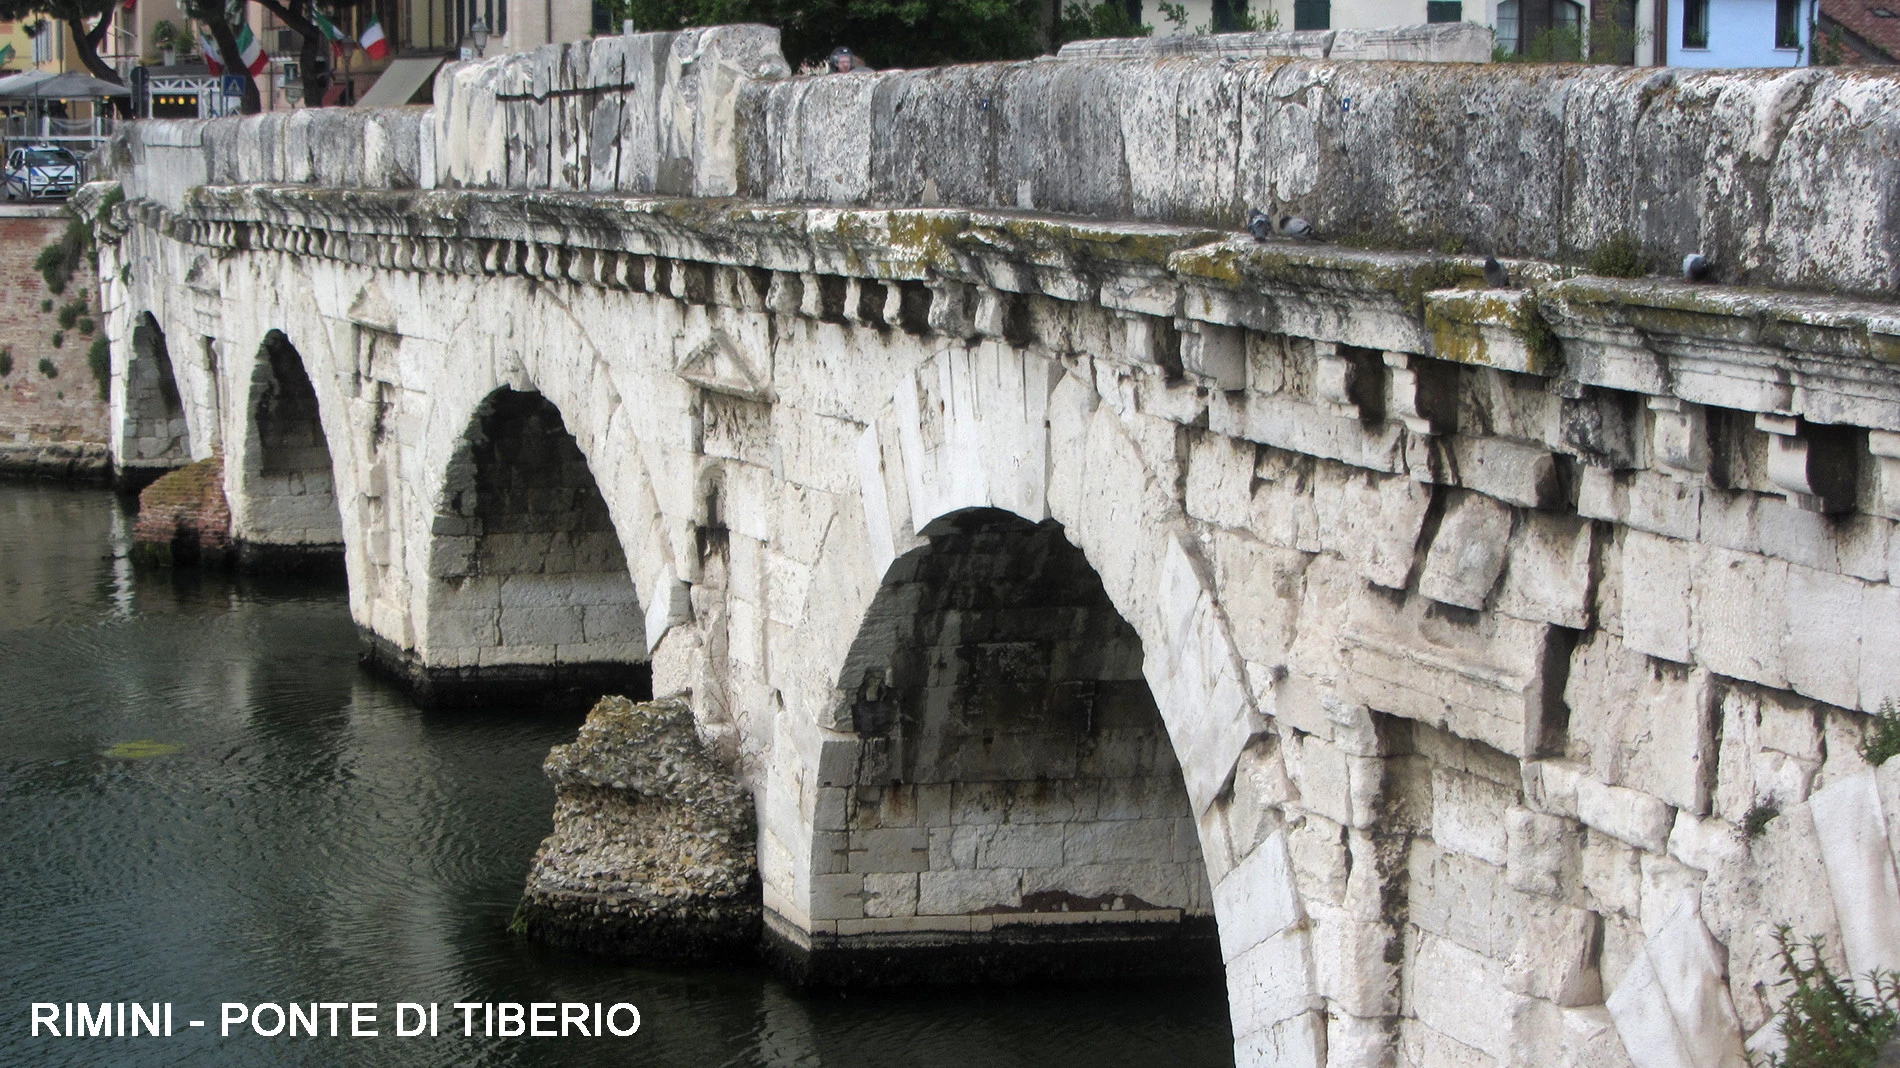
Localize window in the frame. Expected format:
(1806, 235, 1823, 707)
(1496, 0, 1519, 53)
(1293, 0, 1330, 29)
(1427, 0, 1462, 21)
(1683, 0, 1710, 48)
(1775, 0, 1801, 48)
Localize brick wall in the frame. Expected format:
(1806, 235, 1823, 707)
(0, 214, 106, 439)
(0, 212, 107, 476)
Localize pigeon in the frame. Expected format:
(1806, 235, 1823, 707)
(1682, 253, 1713, 283)
(1247, 208, 1274, 242)
(1277, 212, 1319, 242)
(1483, 255, 1511, 289)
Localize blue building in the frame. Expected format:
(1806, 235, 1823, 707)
(1664, 0, 1813, 65)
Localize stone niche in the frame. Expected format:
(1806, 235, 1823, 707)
(514, 695, 761, 961)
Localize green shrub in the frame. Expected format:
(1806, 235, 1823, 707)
(51, 331, 63, 349)
(38, 357, 57, 378)
(0, 347, 12, 377)
(40, 298, 52, 313)
(1764, 928, 1900, 1068)
(35, 218, 93, 296)
(1059, 0, 1153, 42)
(1589, 232, 1650, 278)
(1860, 698, 1900, 767)
(87, 335, 109, 398)
(77, 317, 95, 336)
(56, 299, 86, 329)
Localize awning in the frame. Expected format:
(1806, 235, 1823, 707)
(356, 56, 443, 108)
(0, 72, 132, 99)
(0, 70, 55, 97)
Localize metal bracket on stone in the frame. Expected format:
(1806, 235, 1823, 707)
(1175, 318, 1245, 391)
(1757, 413, 1856, 514)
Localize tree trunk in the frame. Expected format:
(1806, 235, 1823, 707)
(63, 11, 133, 118)
(206, 16, 263, 114)
(256, 0, 331, 105)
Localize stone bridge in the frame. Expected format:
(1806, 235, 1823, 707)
(87, 26, 1900, 1068)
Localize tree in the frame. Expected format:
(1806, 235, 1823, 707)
(252, 0, 332, 106)
(0, 0, 132, 115)
(183, 0, 261, 114)
(603, 0, 1052, 70)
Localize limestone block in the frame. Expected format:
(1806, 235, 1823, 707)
(1576, 776, 1674, 854)
(1558, 1006, 1637, 1068)
(810, 872, 866, 921)
(1810, 771, 1900, 984)
(846, 827, 929, 874)
(1213, 830, 1303, 964)
(1233, 1010, 1324, 1068)
(862, 872, 919, 918)
(1507, 806, 1581, 898)
(1861, 583, 1900, 714)
(1210, 531, 1310, 670)
(1185, 432, 1256, 531)
(917, 867, 1021, 914)
(1325, 1012, 1397, 1068)
(1060, 819, 1171, 865)
(1712, 683, 1823, 824)
(1418, 489, 1515, 610)
(1692, 546, 1790, 690)
(1503, 899, 1603, 1006)
(1398, 1019, 1494, 1068)
(1667, 813, 1743, 874)
(1626, 470, 1702, 542)
(1152, 532, 1262, 816)
(1433, 765, 1515, 866)
(1700, 800, 1844, 1034)
(1286, 813, 1348, 909)
(1409, 840, 1509, 957)
(1226, 925, 1321, 1037)
(1699, 488, 1760, 554)
(1312, 463, 1432, 590)
(1783, 565, 1868, 711)
(1409, 932, 1544, 1064)
(1311, 907, 1399, 1017)
(499, 604, 585, 646)
(1638, 854, 1705, 937)
(1564, 631, 1717, 814)
(1339, 586, 1560, 760)
(1604, 899, 1748, 1068)
(1494, 511, 1595, 629)
(1621, 531, 1694, 664)
(1446, 436, 1561, 510)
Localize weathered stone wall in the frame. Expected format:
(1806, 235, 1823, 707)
(0, 211, 108, 480)
(85, 25, 1900, 1068)
(102, 28, 1900, 297)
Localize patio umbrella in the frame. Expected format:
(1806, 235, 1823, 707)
(0, 70, 55, 98)
(0, 72, 132, 99)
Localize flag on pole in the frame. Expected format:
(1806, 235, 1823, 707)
(202, 32, 223, 74)
(226, 1, 269, 77)
(360, 16, 387, 60)
(0, 43, 15, 69)
(311, 7, 351, 60)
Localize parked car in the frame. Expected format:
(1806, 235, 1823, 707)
(4, 145, 80, 201)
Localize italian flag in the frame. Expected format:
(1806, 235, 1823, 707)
(204, 2, 268, 77)
(360, 16, 388, 60)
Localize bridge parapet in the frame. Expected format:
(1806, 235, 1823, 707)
(104, 26, 1900, 297)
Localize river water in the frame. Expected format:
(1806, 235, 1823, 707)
(0, 483, 1233, 1067)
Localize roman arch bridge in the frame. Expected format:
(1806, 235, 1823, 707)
(87, 25, 1900, 1067)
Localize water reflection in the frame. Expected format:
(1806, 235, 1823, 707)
(0, 483, 1233, 1067)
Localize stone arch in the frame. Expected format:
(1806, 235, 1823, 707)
(229, 330, 344, 569)
(115, 311, 190, 489)
(409, 387, 652, 710)
(799, 504, 1219, 983)
(777, 341, 1319, 1061)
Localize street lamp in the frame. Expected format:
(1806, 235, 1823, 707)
(470, 15, 490, 57)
